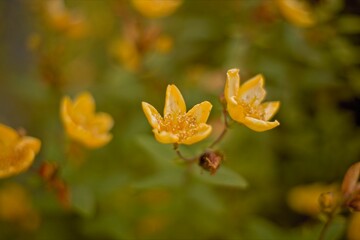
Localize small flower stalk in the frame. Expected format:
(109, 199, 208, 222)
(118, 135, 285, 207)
(61, 91, 114, 149)
(0, 124, 41, 178)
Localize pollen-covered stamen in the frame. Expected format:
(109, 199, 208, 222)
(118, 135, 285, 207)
(158, 112, 199, 141)
(237, 101, 265, 120)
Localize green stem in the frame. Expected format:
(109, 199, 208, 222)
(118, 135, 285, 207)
(173, 143, 198, 163)
(208, 106, 229, 149)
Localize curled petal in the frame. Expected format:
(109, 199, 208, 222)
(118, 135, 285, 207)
(92, 113, 114, 132)
(0, 124, 19, 147)
(164, 84, 186, 116)
(225, 69, 240, 104)
(341, 162, 360, 199)
(153, 130, 179, 144)
(180, 124, 212, 145)
(73, 91, 95, 118)
(260, 101, 280, 121)
(242, 117, 280, 132)
(238, 74, 266, 105)
(186, 101, 212, 124)
(17, 137, 41, 154)
(142, 102, 162, 129)
(276, 0, 315, 28)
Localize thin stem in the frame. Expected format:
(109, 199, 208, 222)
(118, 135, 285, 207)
(318, 202, 342, 240)
(208, 106, 229, 149)
(173, 143, 198, 163)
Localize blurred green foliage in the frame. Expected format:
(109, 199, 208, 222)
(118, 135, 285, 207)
(0, 0, 360, 239)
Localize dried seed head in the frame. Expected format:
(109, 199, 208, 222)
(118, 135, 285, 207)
(319, 192, 338, 214)
(199, 150, 223, 175)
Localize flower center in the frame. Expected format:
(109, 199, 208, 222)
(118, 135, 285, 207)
(238, 101, 265, 120)
(159, 112, 198, 141)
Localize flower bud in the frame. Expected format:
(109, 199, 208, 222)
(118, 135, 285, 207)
(319, 192, 337, 214)
(199, 150, 223, 175)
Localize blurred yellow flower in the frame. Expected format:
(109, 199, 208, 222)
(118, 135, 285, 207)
(131, 0, 182, 18)
(224, 69, 280, 132)
(0, 183, 40, 230)
(275, 0, 316, 28)
(142, 85, 212, 145)
(0, 124, 41, 179)
(110, 38, 141, 72)
(287, 183, 337, 216)
(60, 91, 114, 148)
(45, 0, 88, 38)
(348, 212, 360, 240)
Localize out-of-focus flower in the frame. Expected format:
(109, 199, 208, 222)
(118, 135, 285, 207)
(131, 0, 182, 18)
(224, 69, 280, 132)
(275, 0, 316, 28)
(110, 38, 141, 71)
(0, 124, 41, 179)
(142, 85, 212, 145)
(45, 0, 88, 38)
(155, 35, 173, 54)
(348, 212, 360, 240)
(60, 91, 114, 148)
(287, 183, 338, 216)
(0, 183, 40, 230)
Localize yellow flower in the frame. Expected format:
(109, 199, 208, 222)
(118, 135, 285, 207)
(0, 124, 41, 179)
(275, 0, 316, 28)
(286, 183, 338, 216)
(131, 0, 182, 18)
(60, 91, 114, 148)
(224, 69, 280, 132)
(348, 212, 360, 240)
(0, 183, 40, 230)
(142, 85, 212, 145)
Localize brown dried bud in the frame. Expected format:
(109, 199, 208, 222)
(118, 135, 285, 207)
(199, 150, 223, 175)
(319, 192, 337, 214)
(38, 162, 58, 181)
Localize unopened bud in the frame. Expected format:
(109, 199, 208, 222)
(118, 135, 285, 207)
(199, 150, 223, 175)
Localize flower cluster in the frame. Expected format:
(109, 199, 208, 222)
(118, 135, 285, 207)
(142, 68, 281, 174)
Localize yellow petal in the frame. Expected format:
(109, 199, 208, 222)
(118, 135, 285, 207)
(186, 101, 212, 124)
(73, 91, 95, 118)
(17, 137, 41, 154)
(225, 68, 240, 104)
(180, 124, 212, 145)
(242, 117, 280, 132)
(92, 112, 114, 133)
(153, 130, 179, 144)
(164, 84, 186, 116)
(238, 74, 266, 105)
(276, 0, 315, 28)
(82, 133, 113, 148)
(260, 101, 280, 121)
(226, 101, 246, 123)
(142, 102, 162, 129)
(0, 124, 18, 147)
(131, 0, 182, 18)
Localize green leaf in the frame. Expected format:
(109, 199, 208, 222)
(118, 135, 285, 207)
(192, 165, 248, 189)
(71, 185, 96, 217)
(132, 172, 184, 189)
(135, 135, 177, 170)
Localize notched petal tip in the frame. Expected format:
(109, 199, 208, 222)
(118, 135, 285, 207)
(243, 117, 280, 132)
(225, 68, 240, 103)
